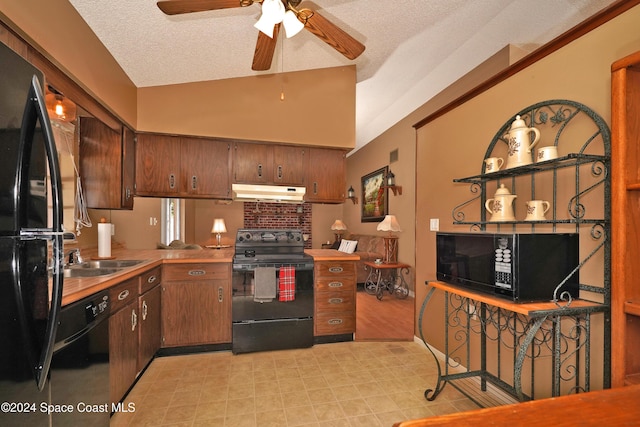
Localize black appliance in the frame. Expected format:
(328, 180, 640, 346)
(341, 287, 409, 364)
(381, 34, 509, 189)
(0, 43, 65, 426)
(232, 229, 314, 354)
(50, 290, 110, 425)
(436, 232, 579, 302)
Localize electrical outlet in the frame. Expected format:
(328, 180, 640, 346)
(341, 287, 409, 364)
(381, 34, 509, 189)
(429, 218, 439, 231)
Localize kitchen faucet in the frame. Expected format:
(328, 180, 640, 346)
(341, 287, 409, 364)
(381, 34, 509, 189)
(65, 248, 83, 266)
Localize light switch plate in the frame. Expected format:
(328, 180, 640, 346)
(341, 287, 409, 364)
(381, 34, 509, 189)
(429, 218, 439, 231)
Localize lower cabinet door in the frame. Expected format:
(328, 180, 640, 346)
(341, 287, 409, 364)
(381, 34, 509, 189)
(161, 279, 231, 347)
(110, 302, 138, 405)
(138, 284, 161, 371)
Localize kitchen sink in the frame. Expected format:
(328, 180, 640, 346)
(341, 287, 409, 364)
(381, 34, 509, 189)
(63, 267, 121, 278)
(87, 259, 145, 269)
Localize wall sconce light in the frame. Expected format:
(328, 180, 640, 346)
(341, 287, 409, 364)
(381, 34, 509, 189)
(45, 86, 77, 123)
(386, 169, 396, 186)
(346, 185, 358, 204)
(376, 215, 401, 263)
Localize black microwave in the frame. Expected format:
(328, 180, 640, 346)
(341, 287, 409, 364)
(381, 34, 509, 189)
(436, 232, 579, 302)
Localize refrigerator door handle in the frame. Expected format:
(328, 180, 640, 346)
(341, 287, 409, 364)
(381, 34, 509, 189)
(19, 76, 65, 390)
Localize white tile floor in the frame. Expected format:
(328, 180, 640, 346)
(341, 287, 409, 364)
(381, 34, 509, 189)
(110, 341, 479, 427)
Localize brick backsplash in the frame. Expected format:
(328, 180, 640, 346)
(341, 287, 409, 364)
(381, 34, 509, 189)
(243, 202, 312, 248)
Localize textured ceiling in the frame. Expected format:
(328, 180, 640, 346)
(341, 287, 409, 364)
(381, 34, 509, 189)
(67, 0, 616, 151)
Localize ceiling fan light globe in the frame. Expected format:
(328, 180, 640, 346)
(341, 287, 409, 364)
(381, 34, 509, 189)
(261, 0, 285, 23)
(254, 16, 276, 38)
(283, 10, 304, 38)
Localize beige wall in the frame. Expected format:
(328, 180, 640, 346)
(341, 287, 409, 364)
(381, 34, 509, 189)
(413, 4, 640, 393)
(137, 66, 356, 148)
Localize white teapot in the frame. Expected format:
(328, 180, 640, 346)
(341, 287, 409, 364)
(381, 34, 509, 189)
(504, 115, 541, 169)
(485, 184, 517, 221)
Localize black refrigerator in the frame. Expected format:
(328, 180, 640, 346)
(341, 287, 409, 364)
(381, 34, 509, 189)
(0, 42, 65, 426)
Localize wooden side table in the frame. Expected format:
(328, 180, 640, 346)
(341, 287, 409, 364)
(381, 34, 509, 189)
(363, 261, 410, 300)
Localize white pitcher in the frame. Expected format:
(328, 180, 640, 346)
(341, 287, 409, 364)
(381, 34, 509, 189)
(504, 115, 541, 169)
(485, 184, 517, 221)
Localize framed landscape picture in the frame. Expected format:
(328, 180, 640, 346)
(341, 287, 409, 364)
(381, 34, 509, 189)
(361, 166, 388, 222)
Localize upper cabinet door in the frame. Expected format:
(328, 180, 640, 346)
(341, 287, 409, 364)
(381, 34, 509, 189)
(305, 148, 347, 203)
(79, 117, 134, 209)
(135, 133, 181, 196)
(273, 145, 305, 186)
(121, 127, 135, 209)
(181, 137, 231, 198)
(233, 142, 306, 186)
(233, 142, 273, 184)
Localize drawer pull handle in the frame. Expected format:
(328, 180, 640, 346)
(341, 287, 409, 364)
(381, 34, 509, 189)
(329, 298, 343, 304)
(147, 275, 157, 284)
(328, 319, 343, 325)
(169, 173, 175, 189)
(188, 270, 206, 276)
(328, 282, 343, 288)
(329, 267, 344, 273)
(218, 286, 223, 303)
(142, 300, 148, 320)
(118, 289, 130, 301)
(191, 175, 197, 190)
(257, 163, 263, 178)
(131, 309, 137, 331)
(277, 165, 283, 179)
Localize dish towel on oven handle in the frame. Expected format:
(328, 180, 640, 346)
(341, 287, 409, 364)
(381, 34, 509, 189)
(279, 266, 296, 302)
(254, 266, 276, 302)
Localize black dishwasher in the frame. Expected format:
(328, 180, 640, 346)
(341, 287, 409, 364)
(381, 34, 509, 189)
(50, 289, 110, 426)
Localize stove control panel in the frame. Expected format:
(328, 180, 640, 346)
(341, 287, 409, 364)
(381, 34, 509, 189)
(235, 229, 304, 245)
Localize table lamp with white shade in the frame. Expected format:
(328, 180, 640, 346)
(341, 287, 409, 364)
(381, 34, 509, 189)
(211, 218, 227, 248)
(377, 215, 401, 263)
(331, 220, 347, 243)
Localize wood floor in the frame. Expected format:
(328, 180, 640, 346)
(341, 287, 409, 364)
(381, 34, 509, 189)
(355, 288, 415, 341)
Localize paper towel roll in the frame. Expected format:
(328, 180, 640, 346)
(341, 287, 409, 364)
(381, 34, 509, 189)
(98, 221, 112, 258)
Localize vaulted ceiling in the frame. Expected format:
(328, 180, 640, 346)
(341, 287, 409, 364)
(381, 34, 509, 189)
(67, 0, 617, 151)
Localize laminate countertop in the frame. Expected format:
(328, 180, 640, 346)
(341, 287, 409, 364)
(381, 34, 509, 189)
(60, 247, 234, 306)
(61, 248, 359, 306)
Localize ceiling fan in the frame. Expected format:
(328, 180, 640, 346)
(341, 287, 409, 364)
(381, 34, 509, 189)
(156, 0, 365, 71)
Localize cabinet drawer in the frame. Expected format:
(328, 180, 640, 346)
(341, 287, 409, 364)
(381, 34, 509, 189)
(315, 312, 355, 335)
(315, 276, 356, 292)
(109, 277, 138, 313)
(163, 263, 229, 281)
(139, 266, 162, 294)
(315, 291, 355, 312)
(315, 261, 356, 278)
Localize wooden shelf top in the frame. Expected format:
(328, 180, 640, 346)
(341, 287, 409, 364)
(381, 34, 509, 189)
(427, 281, 605, 316)
(624, 299, 640, 316)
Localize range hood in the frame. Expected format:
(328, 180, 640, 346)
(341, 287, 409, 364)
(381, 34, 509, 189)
(232, 183, 306, 203)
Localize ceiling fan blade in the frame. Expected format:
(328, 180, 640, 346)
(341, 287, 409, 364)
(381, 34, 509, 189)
(252, 24, 280, 71)
(157, 0, 250, 15)
(303, 11, 365, 60)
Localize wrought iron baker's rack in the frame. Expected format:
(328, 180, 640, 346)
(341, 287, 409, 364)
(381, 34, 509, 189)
(419, 99, 611, 406)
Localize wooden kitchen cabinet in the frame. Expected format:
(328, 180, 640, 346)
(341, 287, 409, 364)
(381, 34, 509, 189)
(314, 260, 357, 336)
(138, 267, 162, 372)
(305, 147, 347, 203)
(135, 133, 231, 198)
(109, 277, 139, 405)
(233, 141, 306, 185)
(611, 50, 640, 387)
(161, 263, 231, 347)
(135, 133, 180, 195)
(79, 117, 135, 209)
